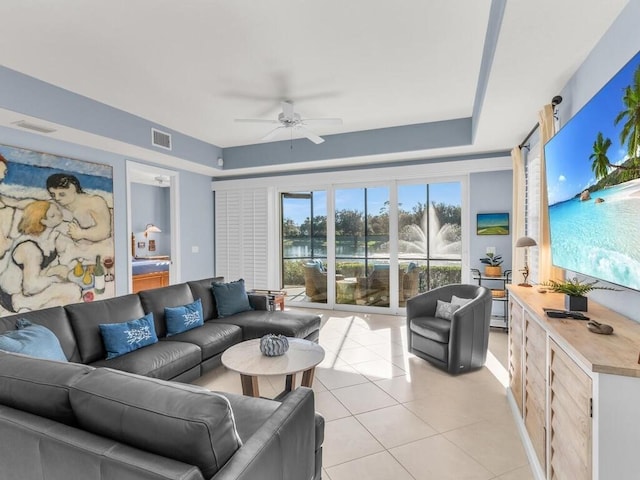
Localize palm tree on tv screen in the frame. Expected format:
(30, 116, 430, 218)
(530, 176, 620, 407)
(590, 132, 612, 180)
(615, 64, 640, 165)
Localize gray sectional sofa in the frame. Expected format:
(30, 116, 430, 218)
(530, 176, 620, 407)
(0, 277, 324, 480)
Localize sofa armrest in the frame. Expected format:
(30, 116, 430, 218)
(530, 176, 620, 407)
(212, 387, 317, 480)
(248, 294, 268, 311)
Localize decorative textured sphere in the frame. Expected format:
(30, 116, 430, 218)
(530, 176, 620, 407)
(260, 334, 289, 357)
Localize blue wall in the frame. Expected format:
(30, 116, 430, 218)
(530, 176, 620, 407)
(470, 170, 513, 273)
(177, 170, 215, 282)
(0, 66, 222, 168)
(131, 184, 171, 257)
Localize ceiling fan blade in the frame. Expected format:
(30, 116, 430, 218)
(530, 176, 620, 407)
(261, 126, 285, 142)
(281, 101, 295, 119)
(235, 118, 279, 124)
(303, 118, 343, 125)
(297, 126, 325, 144)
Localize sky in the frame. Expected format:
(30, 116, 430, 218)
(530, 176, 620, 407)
(545, 50, 640, 205)
(283, 182, 461, 224)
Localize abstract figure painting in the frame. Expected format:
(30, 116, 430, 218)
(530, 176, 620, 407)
(0, 143, 114, 315)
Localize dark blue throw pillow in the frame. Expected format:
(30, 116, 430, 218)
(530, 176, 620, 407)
(165, 298, 204, 336)
(211, 279, 253, 317)
(0, 319, 67, 362)
(99, 313, 158, 359)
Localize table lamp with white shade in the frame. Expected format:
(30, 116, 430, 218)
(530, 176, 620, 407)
(515, 236, 537, 287)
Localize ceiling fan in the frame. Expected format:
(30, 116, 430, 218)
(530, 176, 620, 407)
(235, 101, 342, 144)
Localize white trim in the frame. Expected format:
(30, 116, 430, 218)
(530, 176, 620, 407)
(126, 161, 181, 288)
(212, 155, 511, 191)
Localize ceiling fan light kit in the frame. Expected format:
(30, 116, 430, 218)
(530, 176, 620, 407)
(235, 101, 342, 145)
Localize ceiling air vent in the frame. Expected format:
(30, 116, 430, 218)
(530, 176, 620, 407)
(151, 128, 172, 150)
(12, 120, 56, 134)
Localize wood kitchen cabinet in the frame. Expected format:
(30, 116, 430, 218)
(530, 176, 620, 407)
(524, 314, 547, 469)
(508, 286, 640, 479)
(549, 338, 592, 480)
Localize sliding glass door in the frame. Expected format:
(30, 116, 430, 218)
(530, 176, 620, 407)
(334, 187, 389, 306)
(281, 191, 328, 304)
(398, 182, 462, 305)
(281, 181, 461, 309)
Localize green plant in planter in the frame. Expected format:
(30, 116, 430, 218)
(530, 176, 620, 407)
(541, 277, 620, 311)
(479, 252, 503, 267)
(479, 252, 503, 276)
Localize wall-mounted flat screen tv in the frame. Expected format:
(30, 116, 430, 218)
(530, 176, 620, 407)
(544, 50, 640, 291)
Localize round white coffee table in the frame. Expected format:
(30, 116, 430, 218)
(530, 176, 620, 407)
(221, 337, 325, 398)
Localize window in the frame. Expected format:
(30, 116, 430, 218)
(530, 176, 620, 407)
(398, 182, 462, 304)
(524, 140, 540, 284)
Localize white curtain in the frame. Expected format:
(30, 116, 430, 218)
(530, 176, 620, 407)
(538, 104, 562, 283)
(511, 146, 526, 284)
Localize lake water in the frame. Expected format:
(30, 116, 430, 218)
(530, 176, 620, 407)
(284, 243, 375, 258)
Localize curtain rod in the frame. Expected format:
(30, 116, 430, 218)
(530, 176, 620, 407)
(518, 96, 562, 150)
(518, 122, 539, 150)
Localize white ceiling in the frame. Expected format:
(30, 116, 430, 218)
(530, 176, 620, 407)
(0, 0, 630, 169)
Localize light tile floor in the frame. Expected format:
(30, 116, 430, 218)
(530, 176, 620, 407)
(194, 309, 534, 480)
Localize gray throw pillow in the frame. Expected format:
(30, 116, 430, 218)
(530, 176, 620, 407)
(435, 300, 460, 320)
(451, 295, 472, 307)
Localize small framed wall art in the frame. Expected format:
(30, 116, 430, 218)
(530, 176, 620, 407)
(477, 212, 509, 235)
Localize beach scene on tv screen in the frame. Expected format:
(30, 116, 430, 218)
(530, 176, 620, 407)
(545, 50, 640, 291)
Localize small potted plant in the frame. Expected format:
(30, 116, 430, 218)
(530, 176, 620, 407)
(480, 252, 503, 277)
(541, 277, 619, 311)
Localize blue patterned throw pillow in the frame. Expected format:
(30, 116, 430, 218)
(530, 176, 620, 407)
(99, 313, 158, 359)
(211, 279, 253, 317)
(165, 298, 204, 336)
(0, 319, 67, 362)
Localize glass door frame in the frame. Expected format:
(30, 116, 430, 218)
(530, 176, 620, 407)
(278, 175, 468, 314)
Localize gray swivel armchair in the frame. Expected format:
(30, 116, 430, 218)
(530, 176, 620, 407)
(406, 284, 492, 374)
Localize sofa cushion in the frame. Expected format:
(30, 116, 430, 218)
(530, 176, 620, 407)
(0, 319, 67, 362)
(163, 322, 242, 361)
(187, 277, 224, 320)
(410, 316, 451, 344)
(66, 294, 146, 364)
(165, 298, 204, 336)
(139, 283, 195, 338)
(99, 313, 158, 360)
(217, 391, 279, 442)
(0, 307, 80, 362)
(216, 390, 325, 452)
(89, 340, 201, 380)
(221, 310, 321, 340)
(212, 279, 253, 317)
(70, 368, 242, 478)
(0, 351, 93, 425)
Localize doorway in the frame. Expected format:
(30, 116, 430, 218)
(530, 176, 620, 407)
(126, 161, 180, 292)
